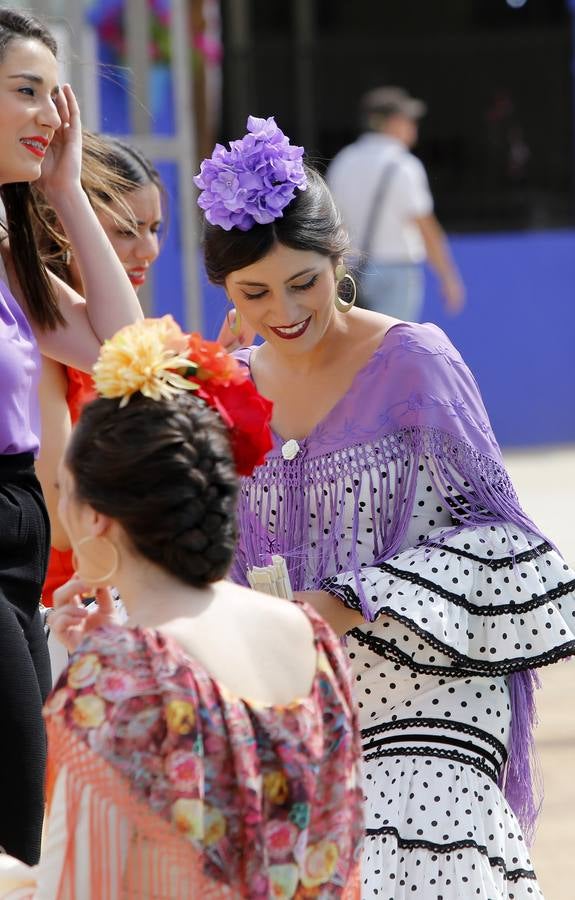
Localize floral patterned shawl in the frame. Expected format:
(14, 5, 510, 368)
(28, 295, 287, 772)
(42, 606, 363, 899)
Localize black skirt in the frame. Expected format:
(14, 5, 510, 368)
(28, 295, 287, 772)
(0, 452, 51, 864)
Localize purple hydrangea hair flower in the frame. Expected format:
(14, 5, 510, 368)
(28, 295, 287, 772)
(194, 116, 307, 231)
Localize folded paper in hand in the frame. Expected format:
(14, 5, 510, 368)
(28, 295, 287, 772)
(247, 555, 293, 600)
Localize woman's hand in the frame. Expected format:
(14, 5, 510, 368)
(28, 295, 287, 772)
(293, 589, 365, 636)
(216, 309, 256, 353)
(50, 575, 120, 653)
(36, 84, 82, 204)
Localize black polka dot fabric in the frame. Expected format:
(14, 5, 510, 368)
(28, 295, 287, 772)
(324, 469, 575, 897)
(330, 522, 575, 677)
(362, 830, 544, 898)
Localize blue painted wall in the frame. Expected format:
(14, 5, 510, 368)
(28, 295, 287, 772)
(152, 161, 186, 326)
(199, 266, 228, 340)
(420, 230, 575, 448)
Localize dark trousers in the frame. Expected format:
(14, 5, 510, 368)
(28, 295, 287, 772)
(0, 453, 51, 864)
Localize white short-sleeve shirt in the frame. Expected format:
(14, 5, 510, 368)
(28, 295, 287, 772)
(327, 133, 434, 264)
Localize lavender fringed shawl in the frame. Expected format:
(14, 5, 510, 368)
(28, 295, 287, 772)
(232, 321, 548, 841)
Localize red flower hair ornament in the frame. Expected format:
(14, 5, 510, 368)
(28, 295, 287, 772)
(93, 316, 273, 476)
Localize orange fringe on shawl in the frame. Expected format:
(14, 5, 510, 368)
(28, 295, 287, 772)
(46, 720, 360, 900)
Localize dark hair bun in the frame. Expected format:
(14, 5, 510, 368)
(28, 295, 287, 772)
(67, 392, 238, 587)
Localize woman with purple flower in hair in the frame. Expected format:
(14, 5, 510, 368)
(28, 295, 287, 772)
(195, 115, 575, 898)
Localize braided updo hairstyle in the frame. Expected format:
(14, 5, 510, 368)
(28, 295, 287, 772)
(66, 392, 238, 587)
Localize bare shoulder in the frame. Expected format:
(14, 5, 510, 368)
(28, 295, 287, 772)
(345, 308, 404, 356)
(226, 582, 315, 648)
(162, 583, 318, 704)
(267, 591, 316, 645)
(353, 308, 402, 336)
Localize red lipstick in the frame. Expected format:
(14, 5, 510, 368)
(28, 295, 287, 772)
(269, 317, 311, 341)
(127, 267, 148, 287)
(20, 135, 49, 158)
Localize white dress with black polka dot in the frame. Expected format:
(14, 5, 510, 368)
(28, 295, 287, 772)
(233, 326, 575, 898)
(325, 465, 575, 899)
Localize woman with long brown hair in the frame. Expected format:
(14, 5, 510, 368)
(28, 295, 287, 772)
(33, 133, 164, 614)
(0, 8, 140, 863)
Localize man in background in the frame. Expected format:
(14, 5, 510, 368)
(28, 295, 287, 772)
(327, 86, 465, 320)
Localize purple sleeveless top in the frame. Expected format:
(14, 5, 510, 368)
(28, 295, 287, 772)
(0, 279, 40, 456)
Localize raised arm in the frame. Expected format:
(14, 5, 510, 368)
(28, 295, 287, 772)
(26, 86, 142, 370)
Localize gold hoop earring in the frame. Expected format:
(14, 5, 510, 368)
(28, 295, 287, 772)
(227, 307, 242, 337)
(72, 535, 120, 585)
(334, 265, 357, 314)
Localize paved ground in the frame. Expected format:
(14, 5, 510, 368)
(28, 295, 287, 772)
(503, 446, 575, 900)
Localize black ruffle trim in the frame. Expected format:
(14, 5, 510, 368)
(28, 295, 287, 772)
(363, 827, 537, 883)
(421, 539, 554, 571)
(347, 618, 575, 678)
(366, 561, 575, 616)
(363, 743, 500, 783)
(360, 715, 508, 762)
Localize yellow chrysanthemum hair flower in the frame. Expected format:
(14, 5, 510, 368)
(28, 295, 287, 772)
(90, 315, 274, 477)
(93, 316, 197, 407)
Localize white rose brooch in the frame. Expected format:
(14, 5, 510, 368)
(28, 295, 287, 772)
(281, 439, 300, 461)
